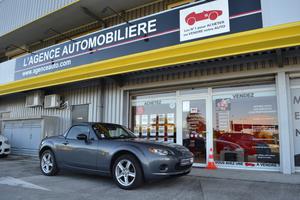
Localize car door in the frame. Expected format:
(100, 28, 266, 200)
(58, 125, 99, 170)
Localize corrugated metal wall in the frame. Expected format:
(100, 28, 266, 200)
(0, 79, 125, 134)
(103, 79, 123, 124)
(0, 0, 77, 36)
(0, 83, 102, 134)
(124, 52, 278, 88)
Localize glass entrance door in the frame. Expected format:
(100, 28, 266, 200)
(178, 98, 207, 165)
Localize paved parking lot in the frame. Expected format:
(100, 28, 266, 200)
(0, 156, 300, 200)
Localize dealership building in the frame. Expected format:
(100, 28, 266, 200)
(0, 0, 300, 174)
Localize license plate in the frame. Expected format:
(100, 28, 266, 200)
(180, 157, 194, 166)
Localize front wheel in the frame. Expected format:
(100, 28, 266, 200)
(112, 155, 143, 190)
(40, 150, 59, 176)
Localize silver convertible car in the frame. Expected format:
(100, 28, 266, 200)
(39, 123, 193, 189)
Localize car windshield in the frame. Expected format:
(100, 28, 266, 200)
(92, 123, 136, 139)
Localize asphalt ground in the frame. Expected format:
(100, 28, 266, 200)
(0, 155, 299, 200)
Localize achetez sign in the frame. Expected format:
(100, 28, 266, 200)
(15, 0, 262, 80)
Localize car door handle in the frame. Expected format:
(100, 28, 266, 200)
(63, 141, 69, 145)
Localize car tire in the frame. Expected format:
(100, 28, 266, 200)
(112, 154, 143, 190)
(40, 150, 59, 176)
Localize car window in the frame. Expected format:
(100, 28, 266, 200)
(89, 130, 98, 140)
(67, 125, 90, 140)
(92, 124, 136, 139)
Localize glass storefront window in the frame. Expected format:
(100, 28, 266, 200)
(213, 89, 280, 168)
(182, 99, 207, 164)
(131, 93, 176, 143)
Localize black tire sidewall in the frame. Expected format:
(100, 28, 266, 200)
(40, 149, 59, 176)
(0, 154, 8, 158)
(112, 154, 143, 190)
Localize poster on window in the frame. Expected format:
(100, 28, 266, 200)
(141, 115, 148, 125)
(158, 126, 165, 136)
(216, 98, 231, 111)
(167, 125, 175, 136)
(183, 101, 190, 112)
(141, 126, 148, 136)
(135, 115, 141, 125)
(167, 113, 175, 124)
(158, 114, 166, 124)
(150, 114, 157, 124)
(134, 126, 140, 136)
(150, 126, 157, 136)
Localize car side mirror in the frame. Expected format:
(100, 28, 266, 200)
(77, 133, 88, 141)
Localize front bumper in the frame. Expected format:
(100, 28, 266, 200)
(144, 156, 193, 180)
(0, 143, 11, 155)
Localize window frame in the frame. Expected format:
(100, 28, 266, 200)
(66, 125, 91, 140)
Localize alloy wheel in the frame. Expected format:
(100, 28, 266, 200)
(115, 159, 136, 187)
(41, 152, 53, 174)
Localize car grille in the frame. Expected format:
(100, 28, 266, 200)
(175, 163, 193, 171)
(180, 157, 193, 166)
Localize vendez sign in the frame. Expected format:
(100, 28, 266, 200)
(15, 0, 262, 80)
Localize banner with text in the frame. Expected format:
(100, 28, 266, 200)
(15, 0, 262, 80)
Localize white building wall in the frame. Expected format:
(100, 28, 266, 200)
(0, 59, 15, 84)
(261, 0, 300, 27)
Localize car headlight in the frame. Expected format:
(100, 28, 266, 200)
(148, 147, 173, 156)
(4, 139, 9, 145)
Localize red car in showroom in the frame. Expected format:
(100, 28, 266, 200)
(185, 10, 223, 26)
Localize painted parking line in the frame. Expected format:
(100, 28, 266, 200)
(0, 176, 50, 191)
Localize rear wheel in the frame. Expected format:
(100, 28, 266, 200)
(112, 154, 143, 190)
(40, 150, 59, 176)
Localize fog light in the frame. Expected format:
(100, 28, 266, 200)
(159, 164, 168, 172)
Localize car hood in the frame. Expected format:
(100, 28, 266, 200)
(120, 138, 193, 157)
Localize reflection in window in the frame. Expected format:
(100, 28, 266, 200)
(213, 90, 280, 167)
